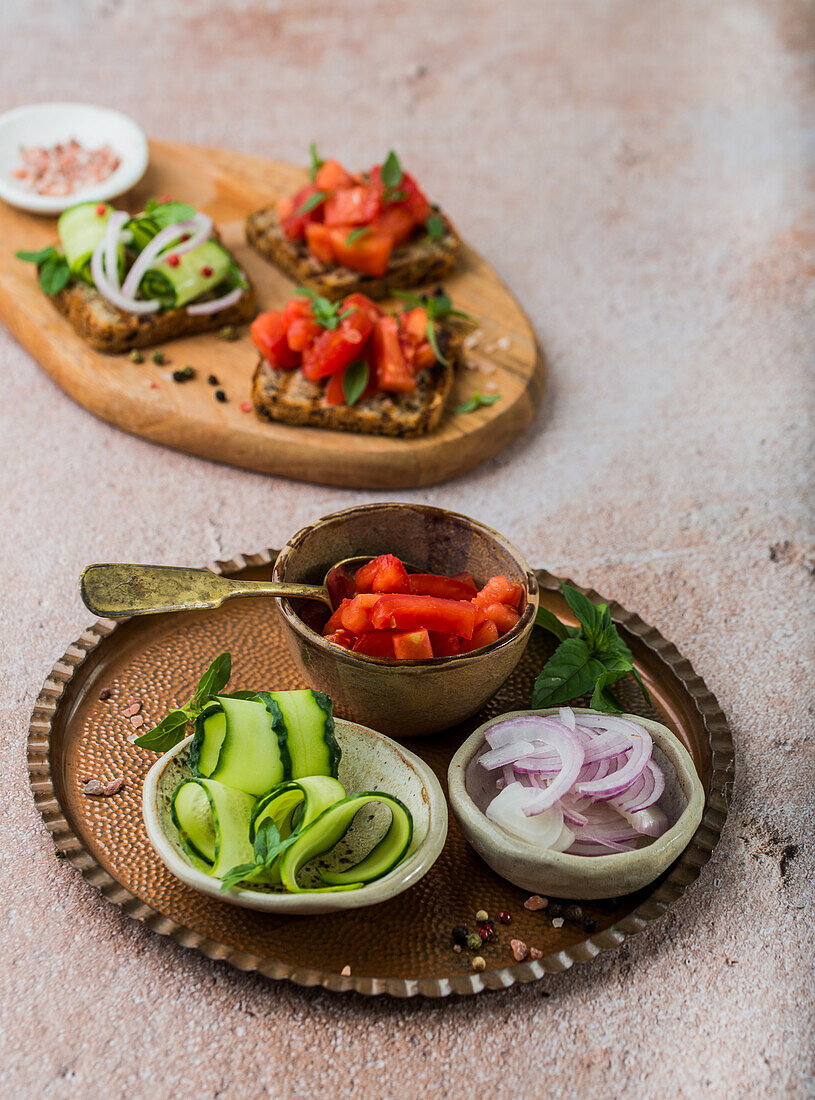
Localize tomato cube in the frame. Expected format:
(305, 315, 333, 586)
(300, 299, 375, 381)
(305, 222, 336, 265)
(372, 316, 415, 393)
(461, 619, 500, 652)
(324, 185, 380, 227)
(324, 346, 378, 406)
(354, 554, 408, 593)
(393, 629, 434, 660)
(475, 576, 525, 610)
(483, 603, 521, 634)
(429, 631, 461, 657)
(371, 205, 416, 247)
(325, 628, 355, 650)
(325, 563, 356, 608)
(340, 593, 381, 634)
(352, 631, 397, 659)
(407, 574, 480, 601)
(279, 185, 325, 240)
(323, 598, 351, 635)
(370, 594, 476, 639)
(250, 311, 299, 369)
(314, 159, 356, 191)
(329, 228, 393, 277)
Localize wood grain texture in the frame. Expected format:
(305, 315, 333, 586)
(0, 140, 545, 489)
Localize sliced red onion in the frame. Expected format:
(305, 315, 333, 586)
(103, 210, 129, 290)
(501, 764, 515, 787)
(485, 783, 564, 847)
(550, 823, 575, 852)
(90, 238, 160, 315)
(120, 214, 212, 300)
(617, 805, 668, 837)
(561, 800, 588, 827)
(630, 760, 665, 811)
(574, 726, 652, 799)
(479, 740, 535, 770)
(559, 706, 576, 730)
(186, 286, 245, 316)
(484, 715, 565, 750)
(568, 839, 635, 856)
(522, 726, 585, 816)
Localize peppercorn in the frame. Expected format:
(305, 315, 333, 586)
(151, 351, 166, 365)
(98, 688, 111, 701)
(208, 374, 219, 386)
(475, 909, 489, 923)
(452, 944, 461, 954)
(471, 956, 486, 972)
(564, 905, 583, 923)
(582, 917, 597, 933)
(478, 922, 495, 943)
(219, 325, 238, 341)
(548, 903, 563, 918)
(182, 365, 195, 379)
(465, 933, 482, 951)
(129, 349, 143, 364)
(215, 389, 227, 403)
(451, 925, 469, 947)
(172, 370, 186, 383)
(54, 847, 65, 859)
(498, 910, 511, 924)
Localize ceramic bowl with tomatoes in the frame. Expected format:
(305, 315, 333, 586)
(273, 503, 539, 739)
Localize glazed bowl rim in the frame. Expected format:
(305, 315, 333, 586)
(272, 502, 540, 669)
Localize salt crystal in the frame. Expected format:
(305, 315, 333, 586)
(82, 780, 105, 796)
(530, 947, 543, 960)
(341, 965, 351, 976)
(552, 917, 564, 929)
(511, 939, 529, 962)
(524, 895, 548, 911)
(129, 715, 144, 729)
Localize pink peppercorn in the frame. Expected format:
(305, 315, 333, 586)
(166, 254, 180, 268)
(201, 265, 214, 277)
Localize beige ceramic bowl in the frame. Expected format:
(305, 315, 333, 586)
(448, 707, 705, 899)
(143, 717, 448, 915)
(273, 503, 539, 739)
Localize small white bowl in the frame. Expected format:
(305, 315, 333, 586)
(448, 708, 705, 899)
(143, 719, 448, 915)
(0, 102, 148, 215)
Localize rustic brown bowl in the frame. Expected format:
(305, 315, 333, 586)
(273, 503, 539, 739)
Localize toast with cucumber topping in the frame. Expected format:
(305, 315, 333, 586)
(16, 198, 255, 352)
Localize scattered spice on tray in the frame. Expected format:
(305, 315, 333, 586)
(172, 366, 195, 383)
(12, 138, 120, 197)
(524, 895, 548, 911)
(511, 939, 528, 962)
(129, 715, 144, 729)
(98, 688, 111, 701)
(478, 922, 495, 943)
(583, 918, 597, 933)
(451, 925, 468, 947)
(465, 933, 482, 951)
(475, 908, 488, 922)
(564, 905, 583, 923)
(121, 701, 141, 719)
(341, 965, 351, 976)
(548, 902, 563, 918)
(530, 947, 543, 960)
(82, 777, 125, 797)
(471, 956, 486, 972)
(551, 917, 564, 929)
(452, 944, 461, 954)
(498, 909, 512, 924)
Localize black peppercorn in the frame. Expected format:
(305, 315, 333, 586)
(564, 905, 583, 923)
(548, 903, 563, 919)
(215, 389, 227, 403)
(208, 374, 219, 385)
(582, 917, 597, 933)
(172, 370, 185, 382)
(451, 925, 468, 947)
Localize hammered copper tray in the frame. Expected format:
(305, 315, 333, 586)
(28, 552, 734, 998)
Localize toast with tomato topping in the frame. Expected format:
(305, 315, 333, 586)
(252, 335, 459, 437)
(49, 278, 256, 353)
(245, 149, 461, 301)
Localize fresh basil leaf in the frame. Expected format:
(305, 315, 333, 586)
(309, 141, 324, 182)
(296, 190, 329, 216)
(560, 583, 607, 649)
(343, 359, 369, 406)
(426, 318, 449, 366)
(294, 286, 352, 330)
(252, 817, 288, 869)
(191, 652, 231, 709)
(383, 188, 407, 204)
(146, 201, 197, 229)
(428, 292, 452, 316)
(218, 862, 259, 892)
(39, 256, 71, 295)
(345, 226, 370, 246)
(380, 150, 403, 189)
(134, 709, 190, 752)
(455, 397, 479, 415)
(590, 668, 626, 714)
(426, 213, 445, 240)
(534, 606, 575, 642)
(226, 259, 249, 291)
(630, 667, 652, 707)
(16, 246, 58, 265)
(531, 637, 604, 708)
(454, 389, 501, 414)
(392, 289, 423, 310)
(478, 393, 501, 406)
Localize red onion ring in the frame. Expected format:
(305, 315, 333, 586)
(120, 213, 212, 301)
(91, 237, 160, 315)
(186, 286, 245, 316)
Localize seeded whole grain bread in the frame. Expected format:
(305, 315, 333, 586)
(245, 205, 460, 301)
(48, 278, 257, 353)
(252, 329, 462, 438)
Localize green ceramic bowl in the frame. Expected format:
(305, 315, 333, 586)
(273, 503, 540, 739)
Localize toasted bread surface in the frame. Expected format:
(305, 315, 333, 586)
(252, 333, 461, 438)
(245, 206, 460, 301)
(49, 280, 257, 353)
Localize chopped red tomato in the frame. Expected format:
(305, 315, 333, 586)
(250, 311, 299, 369)
(339, 593, 381, 634)
(352, 631, 397, 659)
(323, 599, 350, 635)
(324, 185, 380, 227)
(407, 574, 479, 601)
(371, 594, 476, 639)
(300, 298, 376, 381)
(370, 167, 430, 223)
(452, 571, 477, 588)
(325, 628, 355, 650)
(461, 619, 500, 652)
(304, 222, 335, 265)
(482, 603, 521, 633)
(371, 205, 415, 247)
(324, 345, 378, 406)
(279, 184, 325, 240)
(372, 316, 415, 393)
(412, 342, 437, 372)
(429, 631, 461, 657)
(393, 629, 434, 660)
(400, 308, 429, 345)
(325, 564, 356, 608)
(329, 228, 393, 277)
(354, 553, 408, 593)
(314, 159, 356, 191)
(475, 576, 524, 610)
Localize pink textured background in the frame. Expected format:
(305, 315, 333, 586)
(1, 1, 813, 1096)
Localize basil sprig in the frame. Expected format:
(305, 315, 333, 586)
(345, 226, 370, 246)
(294, 286, 354, 330)
(16, 246, 71, 295)
(393, 289, 474, 366)
(455, 389, 501, 415)
(144, 198, 197, 229)
(425, 213, 446, 240)
(309, 141, 324, 182)
(134, 652, 232, 751)
(219, 818, 293, 892)
(296, 191, 329, 216)
(531, 584, 652, 714)
(343, 359, 370, 406)
(380, 150, 406, 204)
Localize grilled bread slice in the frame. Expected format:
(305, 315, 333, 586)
(245, 205, 460, 302)
(49, 279, 257, 353)
(252, 331, 461, 438)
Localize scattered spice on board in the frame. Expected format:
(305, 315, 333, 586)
(215, 390, 227, 403)
(524, 895, 548, 911)
(129, 350, 144, 364)
(240, 400, 252, 413)
(219, 326, 238, 341)
(208, 374, 219, 386)
(151, 351, 166, 365)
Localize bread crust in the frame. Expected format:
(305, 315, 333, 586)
(251, 332, 461, 438)
(49, 279, 257, 353)
(245, 206, 460, 301)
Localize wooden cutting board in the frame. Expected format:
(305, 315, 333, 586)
(0, 140, 545, 489)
